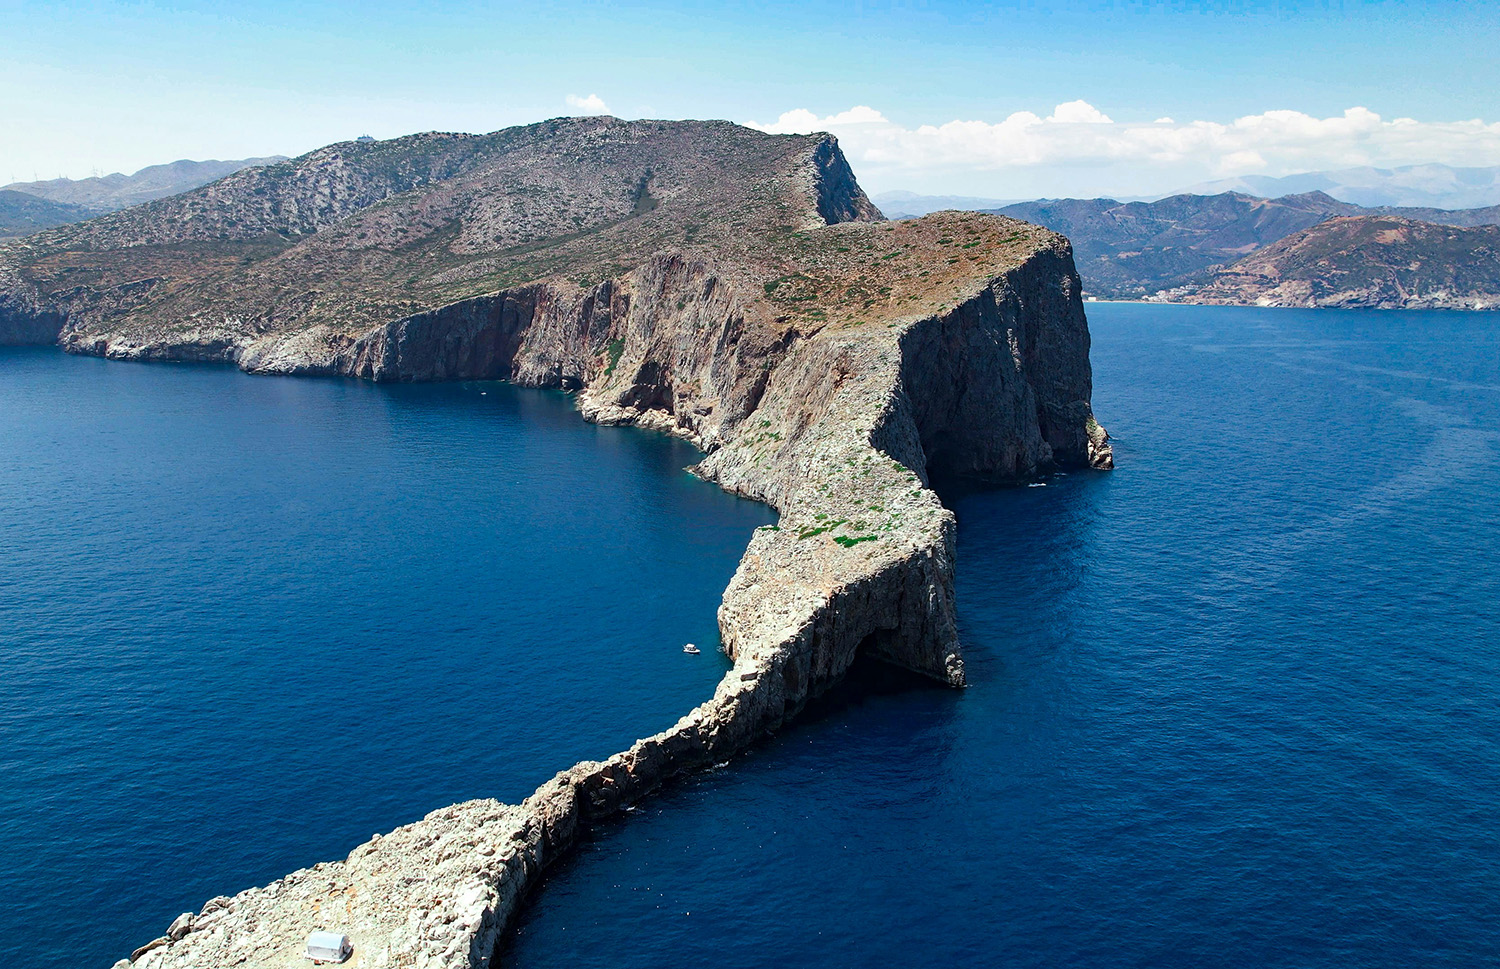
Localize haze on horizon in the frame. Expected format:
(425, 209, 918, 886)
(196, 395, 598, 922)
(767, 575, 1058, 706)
(3, 0, 1497, 199)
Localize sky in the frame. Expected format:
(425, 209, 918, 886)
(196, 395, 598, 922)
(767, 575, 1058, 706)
(2, 0, 1498, 198)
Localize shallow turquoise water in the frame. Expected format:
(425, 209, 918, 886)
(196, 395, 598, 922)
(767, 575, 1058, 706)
(504, 304, 1500, 968)
(0, 353, 773, 969)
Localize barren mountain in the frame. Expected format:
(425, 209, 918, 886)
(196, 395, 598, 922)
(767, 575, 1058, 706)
(988, 192, 1363, 296)
(989, 191, 1500, 298)
(0, 119, 1087, 388)
(2, 157, 287, 215)
(0, 190, 94, 240)
(1169, 215, 1500, 310)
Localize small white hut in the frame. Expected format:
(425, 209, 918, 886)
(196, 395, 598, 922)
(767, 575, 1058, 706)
(304, 931, 352, 964)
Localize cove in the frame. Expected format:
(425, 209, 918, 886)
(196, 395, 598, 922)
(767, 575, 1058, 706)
(502, 303, 1500, 969)
(0, 349, 774, 969)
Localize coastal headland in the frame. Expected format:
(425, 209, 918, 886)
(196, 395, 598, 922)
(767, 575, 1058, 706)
(0, 118, 1109, 968)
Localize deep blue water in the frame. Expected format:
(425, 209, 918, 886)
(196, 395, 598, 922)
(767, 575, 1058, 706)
(503, 304, 1500, 968)
(0, 352, 773, 969)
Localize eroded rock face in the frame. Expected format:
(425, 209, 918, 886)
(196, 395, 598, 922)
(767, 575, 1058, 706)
(12, 120, 1109, 968)
(0, 266, 63, 345)
(113, 800, 537, 969)
(107, 230, 1109, 969)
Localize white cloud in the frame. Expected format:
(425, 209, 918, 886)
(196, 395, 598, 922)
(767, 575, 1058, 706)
(753, 105, 889, 133)
(565, 93, 610, 115)
(1047, 100, 1113, 124)
(747, 102, 1500, 197)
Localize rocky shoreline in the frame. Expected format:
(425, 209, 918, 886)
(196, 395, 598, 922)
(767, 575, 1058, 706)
(0, 119, 1108, 968)
(98, 236, 1108, 969)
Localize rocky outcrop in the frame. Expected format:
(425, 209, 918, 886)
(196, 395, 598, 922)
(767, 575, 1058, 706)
(109, 224, 1109, 969)
(10, 119, 1109, 968)
(0, 265, 64, 344)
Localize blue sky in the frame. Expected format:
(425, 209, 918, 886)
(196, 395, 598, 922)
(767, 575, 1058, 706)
(3, 0, 1498, 196)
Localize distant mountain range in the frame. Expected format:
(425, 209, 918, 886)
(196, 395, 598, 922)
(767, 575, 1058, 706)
(1178, 164, 1500, 210)
(990, 192, 1352, 297)
(878, 164, 1500, 218)
(1167, 216, 1500, 310)
(870, 190, 1023, 219)
(0, 190, 95, 239)
(0, 157, 285, 237)
(986, 191, 1500, 299)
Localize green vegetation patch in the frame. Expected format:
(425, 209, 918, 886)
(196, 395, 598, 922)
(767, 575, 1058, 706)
(604, 337, 625, 376)
(833, 535, 879, 548)
(797, 517, 848, 540)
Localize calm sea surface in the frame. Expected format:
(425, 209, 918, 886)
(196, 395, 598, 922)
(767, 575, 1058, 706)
(504, 304, 1500, 968)
(4, 303, 1499, 969)
(0, 353, 772, 969)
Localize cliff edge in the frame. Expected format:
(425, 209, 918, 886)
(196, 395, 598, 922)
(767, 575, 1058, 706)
(0, 119, 1109, 969)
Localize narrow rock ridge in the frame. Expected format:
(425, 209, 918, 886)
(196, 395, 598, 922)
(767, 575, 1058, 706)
(4, 127, 1109, 968)
(108, 233, 1109, 969)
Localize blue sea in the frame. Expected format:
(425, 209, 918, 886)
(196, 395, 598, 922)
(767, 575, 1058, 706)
(4, 304, 1499, 969)
(504, 305, 1500, 968)
(0, 354, 772, 969)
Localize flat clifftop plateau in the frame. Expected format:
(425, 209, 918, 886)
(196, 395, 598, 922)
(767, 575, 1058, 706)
(1161, 215, 1500, 310)
(9, 119, 1110, 969)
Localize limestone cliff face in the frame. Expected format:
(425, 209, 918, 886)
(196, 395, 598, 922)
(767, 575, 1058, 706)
(16, 119, 1111, 969)
(109, 218, 1110, 969)
(1, 119, 886, 354)
(0, 266, 63, 345)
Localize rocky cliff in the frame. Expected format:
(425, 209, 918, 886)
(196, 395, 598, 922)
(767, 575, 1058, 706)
(2, 119, 1109, 969)
(107, 228, 1108, 969)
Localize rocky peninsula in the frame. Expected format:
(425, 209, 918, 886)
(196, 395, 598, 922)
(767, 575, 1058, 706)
(0, 118, 1110, 968)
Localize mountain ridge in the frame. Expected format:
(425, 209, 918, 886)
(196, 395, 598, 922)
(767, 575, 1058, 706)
(0, 190, 95, 240)
(983, 191, 1500, 299)
(1160, 215, 1500, 310)
(2, 156, 288, 215)
(1177, 163, 1500, 210)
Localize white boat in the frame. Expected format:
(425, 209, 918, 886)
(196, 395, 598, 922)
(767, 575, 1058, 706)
(683, 643, 701, 654)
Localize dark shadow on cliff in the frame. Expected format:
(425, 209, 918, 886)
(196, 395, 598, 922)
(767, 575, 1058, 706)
(804, 646, 958, 721)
